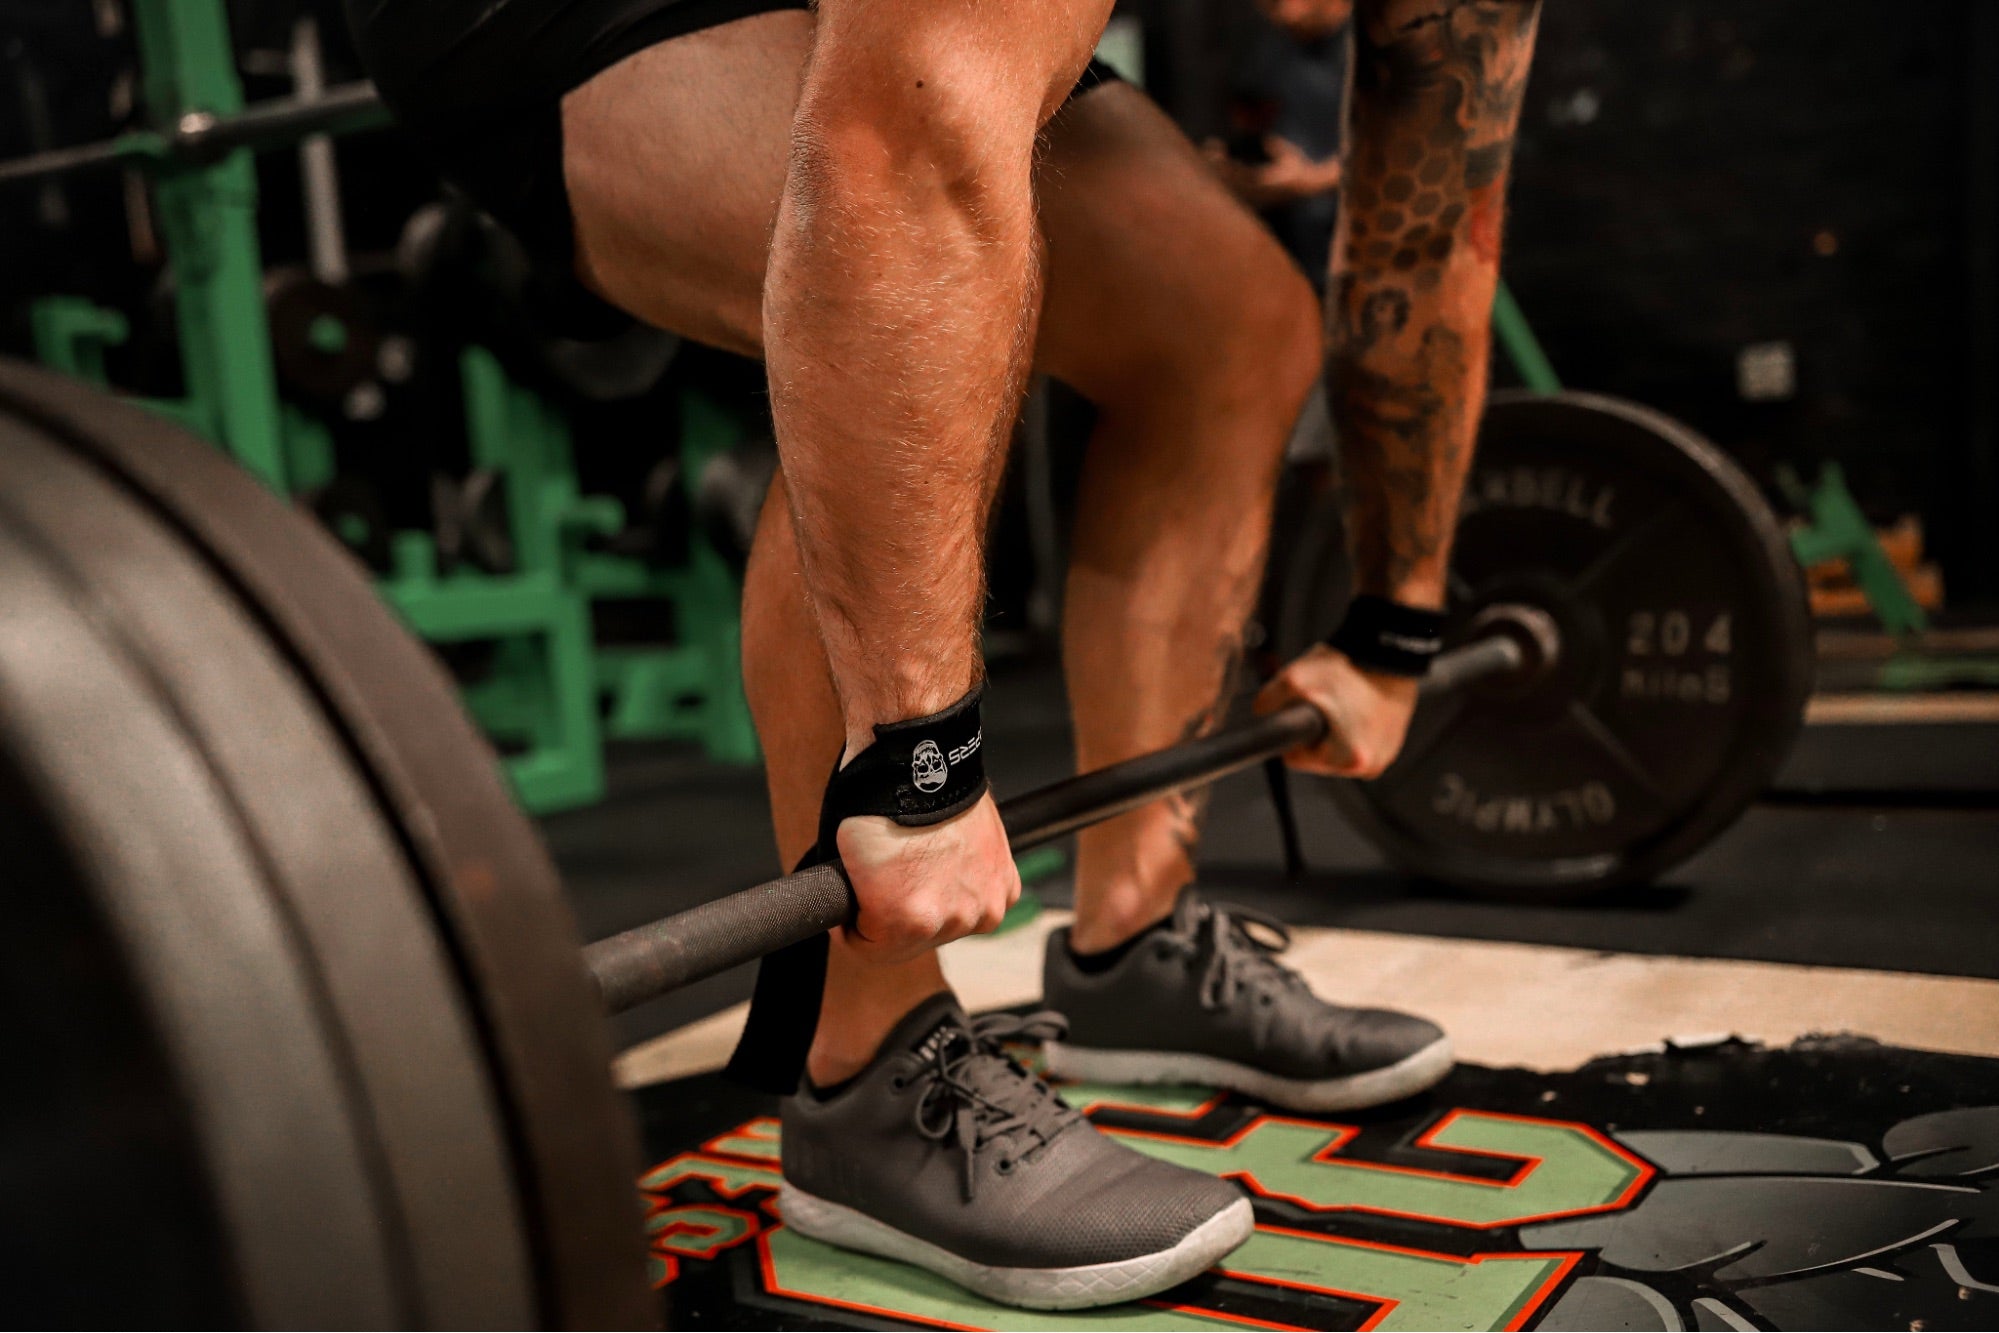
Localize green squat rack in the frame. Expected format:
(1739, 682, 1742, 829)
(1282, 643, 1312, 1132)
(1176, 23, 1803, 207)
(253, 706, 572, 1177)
(21, 0, 757, 812)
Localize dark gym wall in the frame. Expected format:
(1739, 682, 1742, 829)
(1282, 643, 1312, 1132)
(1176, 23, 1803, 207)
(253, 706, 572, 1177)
(1502, 0, 1995, 603)
(1141, 0, 1997, 605)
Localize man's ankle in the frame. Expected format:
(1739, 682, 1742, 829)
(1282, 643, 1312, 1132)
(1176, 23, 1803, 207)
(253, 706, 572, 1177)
(805, 983, 953, 1088)
(1067, 893, 1180, 956)
(804, 1044, 874, 1090)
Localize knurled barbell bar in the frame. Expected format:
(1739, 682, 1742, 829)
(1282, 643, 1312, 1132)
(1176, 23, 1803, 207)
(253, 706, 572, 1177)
(582, 605, 1554, 1015)
(0, 361, 1807, 1327)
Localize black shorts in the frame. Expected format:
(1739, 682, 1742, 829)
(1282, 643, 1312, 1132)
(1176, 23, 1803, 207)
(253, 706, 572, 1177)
(347, 0, 1121, 280)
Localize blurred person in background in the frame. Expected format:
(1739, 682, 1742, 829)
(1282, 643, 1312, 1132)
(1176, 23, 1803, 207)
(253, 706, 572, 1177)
(1207, 0, 1354, 283)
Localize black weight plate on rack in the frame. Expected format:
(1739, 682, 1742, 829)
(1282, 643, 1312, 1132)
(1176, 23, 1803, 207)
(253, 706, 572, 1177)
(267, 266, 381, 406)
(0, 513, 400, 1326)
(1277, 391, 1812, 898)
(0, 417, 533, 1325)
(0, 360, 653, 1328)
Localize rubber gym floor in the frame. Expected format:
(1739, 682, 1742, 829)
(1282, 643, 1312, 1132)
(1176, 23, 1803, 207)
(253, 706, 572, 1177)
(545, 651, 1999, 1332)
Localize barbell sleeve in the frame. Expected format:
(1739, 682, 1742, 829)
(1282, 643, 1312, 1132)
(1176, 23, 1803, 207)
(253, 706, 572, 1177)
(1421, 632, 1527, 697)
(582, 626, 1534, 1013)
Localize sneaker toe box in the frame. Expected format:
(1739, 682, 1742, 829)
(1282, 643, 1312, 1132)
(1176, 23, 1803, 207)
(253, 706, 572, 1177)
(1333, 1007, 1449, 1072)
(1045, 1150, 1250, 1266)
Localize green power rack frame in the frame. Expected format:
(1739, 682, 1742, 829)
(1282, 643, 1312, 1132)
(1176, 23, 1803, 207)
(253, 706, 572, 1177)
(29, 0, 757, 813)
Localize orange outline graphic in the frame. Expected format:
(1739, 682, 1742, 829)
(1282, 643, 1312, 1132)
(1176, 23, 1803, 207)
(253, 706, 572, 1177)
(640, 1151, 779, 1204)
(1217, 1221, 1582, 1332)
(698, 1116, 782, 1164)
(753, 1222, 1578, 1331)
(1063, 1085, 1229, 1121)
(1111, 1108, 1654, 1226)
(650, 1203, 763, 1261)
(647, 1107, 1642, 1324)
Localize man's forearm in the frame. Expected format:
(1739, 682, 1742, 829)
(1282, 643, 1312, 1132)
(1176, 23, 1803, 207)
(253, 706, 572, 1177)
(764, 96, 1042, 754)
(1329, 0, 1541, 607)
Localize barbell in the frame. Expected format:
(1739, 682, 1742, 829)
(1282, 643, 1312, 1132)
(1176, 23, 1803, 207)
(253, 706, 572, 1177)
(583, 610, 1547, 1014)
(0, 361, 1809, 1326)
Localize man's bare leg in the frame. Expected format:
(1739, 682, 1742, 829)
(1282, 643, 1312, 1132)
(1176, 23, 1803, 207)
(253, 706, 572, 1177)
(569, 14, 953, 1084)
(736, 474, 953, 1081)
(555, 8, 1267, 1307)
(1032, 90, 1322, 951)
(567, 21, 1323, 1074)
(567, 6, 1106, 1085)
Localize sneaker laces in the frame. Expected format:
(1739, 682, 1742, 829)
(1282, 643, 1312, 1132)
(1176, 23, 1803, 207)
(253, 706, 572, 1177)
(1159, 894, 1308, 1025)
(908, 1011, 1083, 1201)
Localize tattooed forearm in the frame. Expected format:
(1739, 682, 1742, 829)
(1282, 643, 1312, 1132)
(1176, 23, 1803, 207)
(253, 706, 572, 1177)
(1331, 0, 1542, 602)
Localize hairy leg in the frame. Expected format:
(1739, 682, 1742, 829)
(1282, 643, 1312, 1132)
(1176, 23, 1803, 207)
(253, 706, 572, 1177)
(571, 12, 962, 1084)
(739, 474, 951, 1079)
(565, 12, 808, 355)
(563, 26, 1311, 1071)
(1035, 88, 1322, 950)
(766, 0, 1109, 752)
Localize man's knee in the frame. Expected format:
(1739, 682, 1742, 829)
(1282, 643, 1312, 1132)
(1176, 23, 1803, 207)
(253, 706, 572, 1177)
(1104, 237, 1323, 430)
(1229, 251, 1324, 411)
(798, 0, 1112, 207)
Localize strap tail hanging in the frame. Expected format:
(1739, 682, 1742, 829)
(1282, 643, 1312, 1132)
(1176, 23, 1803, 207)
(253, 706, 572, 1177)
(724, 848, 833, 1093)
(725, 682, 989, 1095)
(1262, 756, 1308, 881)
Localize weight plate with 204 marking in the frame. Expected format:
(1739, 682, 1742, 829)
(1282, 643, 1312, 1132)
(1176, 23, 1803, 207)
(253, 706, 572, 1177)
(1276, 390, 1813, 899)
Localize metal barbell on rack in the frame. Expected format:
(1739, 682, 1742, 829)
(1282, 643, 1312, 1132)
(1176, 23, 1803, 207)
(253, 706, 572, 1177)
(0, 82, 390, 188)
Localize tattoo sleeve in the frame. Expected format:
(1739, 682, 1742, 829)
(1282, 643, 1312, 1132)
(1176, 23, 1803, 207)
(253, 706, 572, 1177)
(1331, 0, 1542, 605)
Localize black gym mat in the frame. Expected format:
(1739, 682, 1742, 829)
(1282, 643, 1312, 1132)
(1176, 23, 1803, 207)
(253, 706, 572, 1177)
(626, 1038, 1999, 1330)
(1185, 760, 1999, 983)
(1775, 720, 1999, 797)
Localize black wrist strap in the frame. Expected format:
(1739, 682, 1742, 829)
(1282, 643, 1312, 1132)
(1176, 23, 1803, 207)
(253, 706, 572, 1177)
(1326, 595, 1447, 678)
(816, 685, 989, 845)
(726, 684, 989, 1094)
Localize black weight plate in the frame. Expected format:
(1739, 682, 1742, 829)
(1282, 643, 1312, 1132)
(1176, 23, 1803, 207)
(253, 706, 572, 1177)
(267, 266, 380, 406)
(1, 744, 237, 1325)
(0, 360, 653, 1328)
(1278, 391, 1811, 898)
(0, 417, 533, 1325)
(0, 518, 400, 1326)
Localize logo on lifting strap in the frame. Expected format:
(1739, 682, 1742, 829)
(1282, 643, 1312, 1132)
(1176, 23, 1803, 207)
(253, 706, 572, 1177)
(911, 740, 948, 793)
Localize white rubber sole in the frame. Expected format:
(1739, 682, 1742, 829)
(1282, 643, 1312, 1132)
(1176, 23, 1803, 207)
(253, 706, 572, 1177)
(778, 1183, 1254, 1311)
(1042, 1035, 1455, 1112)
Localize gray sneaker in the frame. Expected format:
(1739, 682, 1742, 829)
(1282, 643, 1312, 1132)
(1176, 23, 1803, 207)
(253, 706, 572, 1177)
(1043, 889, 1453, 1111)
(779, 993, 1253, 1310)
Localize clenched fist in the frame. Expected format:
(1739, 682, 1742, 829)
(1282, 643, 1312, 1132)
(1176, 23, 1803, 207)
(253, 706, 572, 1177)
(833, 792, 1020, 964)
(1255, 644, 1421, 779)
